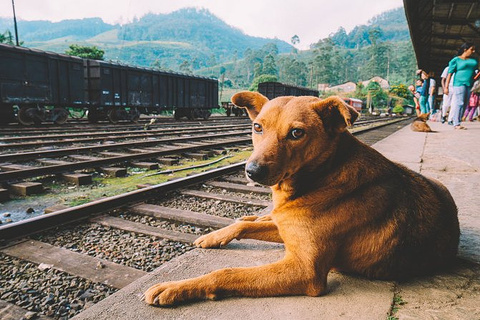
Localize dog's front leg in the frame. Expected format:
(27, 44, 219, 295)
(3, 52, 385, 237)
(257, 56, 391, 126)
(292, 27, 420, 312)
(144, 257, 327, 306)
(194, 220, 283, 248)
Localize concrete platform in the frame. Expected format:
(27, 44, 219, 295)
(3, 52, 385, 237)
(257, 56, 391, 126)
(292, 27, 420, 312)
(74, 120, 480, 320)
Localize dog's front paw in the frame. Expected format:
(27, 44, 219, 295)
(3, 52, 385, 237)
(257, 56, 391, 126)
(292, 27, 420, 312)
(144, 281, 213, 306)
(194, 227, 238, 248)
(144, 282, 178, 306)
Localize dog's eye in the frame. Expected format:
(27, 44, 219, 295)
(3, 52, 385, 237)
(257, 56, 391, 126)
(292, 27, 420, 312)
(253, 123, 263, 134)
(289, 128, 305, 140)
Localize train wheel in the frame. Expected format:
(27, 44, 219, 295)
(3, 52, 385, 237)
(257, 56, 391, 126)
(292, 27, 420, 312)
(17, 107, 35, 126)
(186, 110, 194, 121)
(226, 108, 232, 116)
(52, 108, 69, 125)
(107, 109, 119, 124)
(202, 110, 211, 120)
(130, 114, 140, 123)
(87, 110, 99, 123)
(130, 109, 140, 123)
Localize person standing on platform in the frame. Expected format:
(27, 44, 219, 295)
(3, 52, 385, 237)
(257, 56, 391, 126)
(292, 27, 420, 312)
(417, 70, 430, 114)
(444, 42, 480, 130)
(409, 84, 421, 116)
(441, 65, 455, 124)
(428, 71, 437, 115)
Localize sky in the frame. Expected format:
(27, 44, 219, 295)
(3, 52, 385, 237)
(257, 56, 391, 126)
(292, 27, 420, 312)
(1, 0, 404, 49)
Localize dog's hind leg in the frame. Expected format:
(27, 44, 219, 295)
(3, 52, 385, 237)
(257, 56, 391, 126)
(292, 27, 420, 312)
(194, 220, 282, 248)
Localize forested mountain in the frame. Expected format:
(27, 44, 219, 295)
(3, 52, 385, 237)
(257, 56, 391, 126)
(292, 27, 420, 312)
(119, 9, 291, 63)
(0, 8, 292, 70)
(194, 7, 416, 98)
(329, 8, 410, 48)
(0, 18, 115, 42)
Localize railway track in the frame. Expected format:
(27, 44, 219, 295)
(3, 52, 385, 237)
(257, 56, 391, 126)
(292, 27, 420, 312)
(0, 116, 250, 135)
(0, 116, 399, 197)
(0, 116, 411, 319)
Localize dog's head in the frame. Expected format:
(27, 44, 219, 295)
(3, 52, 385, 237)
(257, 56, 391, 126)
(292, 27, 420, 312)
(232, 91, 359, 186)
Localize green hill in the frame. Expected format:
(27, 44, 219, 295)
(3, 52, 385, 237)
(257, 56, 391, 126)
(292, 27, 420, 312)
(0, 8, 292, 70)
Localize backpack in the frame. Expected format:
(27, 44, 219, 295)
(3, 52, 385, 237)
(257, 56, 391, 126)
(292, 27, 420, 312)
(468, 92, 479, 107)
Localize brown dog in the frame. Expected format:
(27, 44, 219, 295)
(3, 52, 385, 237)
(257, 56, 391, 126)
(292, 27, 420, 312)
(144, 93, 459, 306)
(411, 113, 432, 132)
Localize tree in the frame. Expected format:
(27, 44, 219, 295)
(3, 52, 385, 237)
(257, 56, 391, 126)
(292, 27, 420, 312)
(65, 44, 104, 60)
(179, 60, 192, 74)
(0, 30, 23, 45)
(312, 38, 341, 85)
(330, 27, 348, 47)
(291, 35, 300, 46)
(366, 81, 388, 108)
(278, 56, 307, 86)
(290, 35, 300, 55)
(249, 74, 277, 92)
(262, 54, 278, 76)
(389, 84, 410, 99)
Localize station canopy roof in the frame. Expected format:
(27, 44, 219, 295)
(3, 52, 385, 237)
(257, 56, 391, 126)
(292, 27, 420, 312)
(403, 0, 480, 76)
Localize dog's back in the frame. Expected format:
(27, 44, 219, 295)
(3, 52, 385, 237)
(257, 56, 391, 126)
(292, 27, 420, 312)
(334, 140, 459, 279)
(411, 113, 432, 132)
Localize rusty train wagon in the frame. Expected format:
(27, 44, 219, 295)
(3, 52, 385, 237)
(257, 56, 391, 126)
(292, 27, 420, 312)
(0, 43, 86, 125)
(258, 81, 319, 99)
(0, 43, 219, 125)
(84, 60, 218, 123)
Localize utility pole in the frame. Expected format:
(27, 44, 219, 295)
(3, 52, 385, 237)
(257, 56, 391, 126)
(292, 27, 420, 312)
(11, 0, 20, 46)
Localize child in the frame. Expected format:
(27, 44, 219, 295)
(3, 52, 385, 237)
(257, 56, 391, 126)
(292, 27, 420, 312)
(409, 84, 421, 116)
(463, 91, 479, 121)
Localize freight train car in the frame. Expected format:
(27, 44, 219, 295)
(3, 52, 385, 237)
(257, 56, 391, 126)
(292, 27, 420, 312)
(0, 43, 218, 125)
(258, 81, 319, 99)
(84, 60, 217, 123)
(0, 43, 86, 125)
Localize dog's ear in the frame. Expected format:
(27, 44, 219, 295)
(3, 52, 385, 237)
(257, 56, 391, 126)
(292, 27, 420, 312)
(231, 91, 269, 120)
(313, 96, 360, 134)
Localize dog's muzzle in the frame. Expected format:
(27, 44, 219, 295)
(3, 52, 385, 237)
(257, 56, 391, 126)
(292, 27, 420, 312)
(245, 161, 269, 184)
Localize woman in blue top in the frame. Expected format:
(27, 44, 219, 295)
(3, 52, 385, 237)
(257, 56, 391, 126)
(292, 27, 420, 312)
(444, 42, 480, 130)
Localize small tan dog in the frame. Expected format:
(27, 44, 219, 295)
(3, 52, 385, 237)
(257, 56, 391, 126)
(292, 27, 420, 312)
(411, 113, 432, 132)
(144, 93, 459, 306)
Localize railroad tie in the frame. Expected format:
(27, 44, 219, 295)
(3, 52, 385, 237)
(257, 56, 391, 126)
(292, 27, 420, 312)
(1, 240, 147, 289)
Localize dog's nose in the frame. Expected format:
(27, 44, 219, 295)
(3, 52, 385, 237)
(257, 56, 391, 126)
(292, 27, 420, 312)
(245, 161, 268, 182)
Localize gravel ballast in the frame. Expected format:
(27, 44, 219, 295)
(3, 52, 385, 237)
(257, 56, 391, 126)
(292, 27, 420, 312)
(154, 193, 264, 219)
(32, 224, 193, 272)
(0, 253, 117, 319)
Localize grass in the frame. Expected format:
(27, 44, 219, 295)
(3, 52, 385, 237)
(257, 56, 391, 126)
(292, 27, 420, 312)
(387, 292, 407, 320)
(35, 148, 252, 208)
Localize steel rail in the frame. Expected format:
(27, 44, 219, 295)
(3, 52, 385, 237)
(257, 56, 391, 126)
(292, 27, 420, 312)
(0, 125, 251, 149)
(0, 137, 252, 182)
(0, 124, 250, 144)
(0, 130, 251, 162)
(0, 117, 249, 135)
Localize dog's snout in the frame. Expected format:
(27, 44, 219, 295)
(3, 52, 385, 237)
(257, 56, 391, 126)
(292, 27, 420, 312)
(246, 162, 268, 182)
